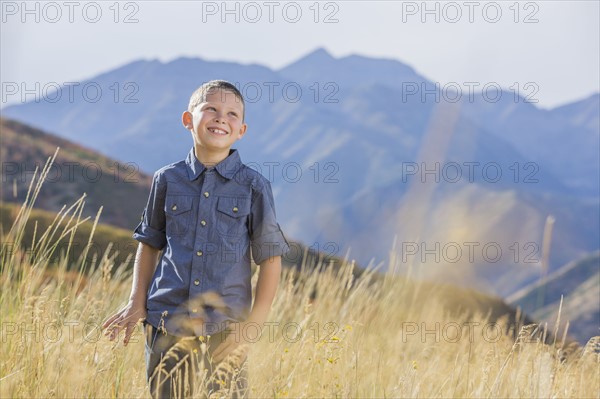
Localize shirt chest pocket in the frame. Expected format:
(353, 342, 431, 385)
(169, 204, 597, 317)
(165, 195, 194, 236)
(216, 196, 251, 238)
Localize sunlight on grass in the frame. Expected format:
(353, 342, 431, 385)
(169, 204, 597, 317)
(0, 151, 598, 398)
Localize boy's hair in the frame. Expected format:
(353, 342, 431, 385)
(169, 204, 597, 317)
(188, 80, 245, 121)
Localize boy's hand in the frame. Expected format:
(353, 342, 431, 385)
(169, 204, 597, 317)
(211, 322, 250, 364)
(102, 302, 147, 346)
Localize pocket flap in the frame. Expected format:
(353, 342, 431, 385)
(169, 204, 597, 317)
(165, 195, 194, 215)
(217, 196, 250, 218)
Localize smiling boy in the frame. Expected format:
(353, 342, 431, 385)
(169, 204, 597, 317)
(102, 80, 289, 398)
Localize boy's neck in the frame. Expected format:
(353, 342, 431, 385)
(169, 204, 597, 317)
(194, 146, 231, 168)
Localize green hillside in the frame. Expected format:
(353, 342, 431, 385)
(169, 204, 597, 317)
(1, 202, 137, 269)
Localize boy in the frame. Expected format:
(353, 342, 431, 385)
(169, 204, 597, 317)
(102, 80, 289, 398)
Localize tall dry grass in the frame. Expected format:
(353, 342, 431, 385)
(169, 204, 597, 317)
(1, 153, 598, 398)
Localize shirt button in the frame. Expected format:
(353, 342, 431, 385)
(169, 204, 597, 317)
(232, 206, 238, 213)
(200, 220, 207, 226)
(196, 250, 203, 256)
(194, 279, 200, 286)
(203, 192, 210, 198)
(172, 205, 177, 211)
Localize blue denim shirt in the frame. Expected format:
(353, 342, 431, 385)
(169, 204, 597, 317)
(133, 148, 289, 336)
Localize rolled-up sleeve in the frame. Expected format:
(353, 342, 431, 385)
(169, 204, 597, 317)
(249, 178, 289, 265)
(133, 170, 167, 250)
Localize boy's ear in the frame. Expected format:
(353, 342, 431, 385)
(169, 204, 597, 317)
(182, 111, 193, 130)
(236, 123, 248, 140)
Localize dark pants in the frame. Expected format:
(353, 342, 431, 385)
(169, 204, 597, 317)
(144, 323, 248, 399)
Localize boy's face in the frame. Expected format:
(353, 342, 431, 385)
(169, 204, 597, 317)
(182, 88, 247, 157)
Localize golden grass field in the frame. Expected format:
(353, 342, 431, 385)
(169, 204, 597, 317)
(1, 155, 598, 398)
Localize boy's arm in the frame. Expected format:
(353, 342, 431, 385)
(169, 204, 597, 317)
(246, 255, 282, 325)
(212, 255, 282, 362)
(102, 242, 160, 345)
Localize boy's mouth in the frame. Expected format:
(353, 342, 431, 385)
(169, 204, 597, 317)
(208, 127, 228, 135)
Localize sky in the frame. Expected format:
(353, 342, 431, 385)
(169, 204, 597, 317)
(2, 0, 599, 109)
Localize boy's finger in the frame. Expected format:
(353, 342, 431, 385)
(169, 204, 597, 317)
(124, 319, 142, 346)
(108, 323, 122, 340)
(103, 322, 117, 336)
(102, 313, 121, 329)
(106, 317, 128, 340)
(103, 319, 121, 336)
(123, 322, 134, 346)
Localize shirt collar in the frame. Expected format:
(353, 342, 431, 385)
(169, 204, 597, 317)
(185, 148, 242, 181)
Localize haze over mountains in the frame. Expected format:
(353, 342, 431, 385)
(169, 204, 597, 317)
(2, 48, 599, 298)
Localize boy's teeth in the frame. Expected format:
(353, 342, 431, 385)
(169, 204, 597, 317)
(209, 128, 226, 135)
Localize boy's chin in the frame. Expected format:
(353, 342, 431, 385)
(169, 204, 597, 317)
(194, 143, 234, 154)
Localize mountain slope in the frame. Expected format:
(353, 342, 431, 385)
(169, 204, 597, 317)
(507, 251, 600, 343)
(549, 93, 600, 131)
(0, 118, 152, 230)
